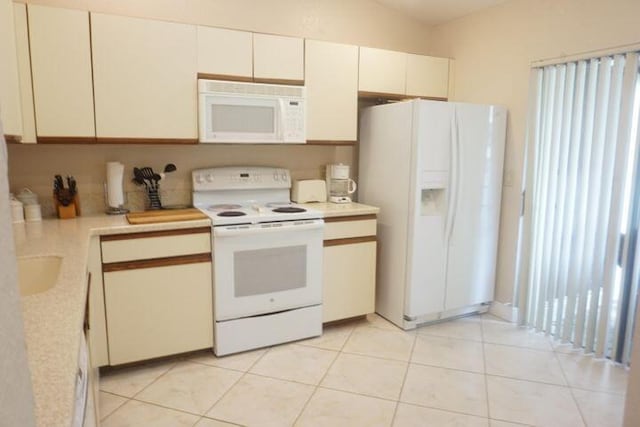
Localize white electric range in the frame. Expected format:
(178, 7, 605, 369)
(193, 166, 324, 356)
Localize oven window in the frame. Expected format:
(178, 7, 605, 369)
(234, 246, 306, 297)
(211, 104, 275, 134)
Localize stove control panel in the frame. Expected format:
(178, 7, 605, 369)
(192, 166, 291, 191)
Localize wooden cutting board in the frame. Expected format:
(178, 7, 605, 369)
(126, 208, 208, 224)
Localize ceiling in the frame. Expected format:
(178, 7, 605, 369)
(374, 0, 509, 25)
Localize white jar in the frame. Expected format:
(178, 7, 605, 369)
(24, 203, 42, 222)
(10, 194, 24, 223)
(16, 188, 38, 205)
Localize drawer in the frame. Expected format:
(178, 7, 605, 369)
(324, 218, 376, 241)
(101, 228, 211, 263)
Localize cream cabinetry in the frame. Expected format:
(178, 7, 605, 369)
(359, 46, 449, 99)
(406, 54, 449, 99)
(100, 228, 213, 365)
(0, 0, 22, 140)
(253, 33, 304, 83)
(359, 47, 406, 96)
(322, 215, 377, 323)
(91, 13, 198, 142)
(197, 26, 253, 80)
(28, 5, 95, 141)
(12, 4, 35, 143)
(305, 40, 359, 142)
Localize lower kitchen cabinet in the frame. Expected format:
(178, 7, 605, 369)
(97, 227, 213, 366)
(104, 261, 213, 365)
(322, 215, 377, 323)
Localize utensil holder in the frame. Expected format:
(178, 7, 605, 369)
(146, 187, 162, 210)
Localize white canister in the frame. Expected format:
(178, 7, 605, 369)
(10, 195, 24, 223)
(24, 203, 42, 222)
(16, 188, 38, 205)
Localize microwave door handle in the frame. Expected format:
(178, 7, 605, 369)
(277, 99, 286, 140)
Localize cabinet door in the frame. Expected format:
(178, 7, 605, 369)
(0, 0, 22, 139)
(323, 241, 376, 323)
(92, 13, 197, 141)
(13, 4, 35, 143)
(358, 47, 406, 96)
(406, 54, 449, 99)
(253, 33, 303, 83)
(305, 40, 358, 141)
(28, 5, 95, 140)
(197, 26, 252, 80)
(104, 262, 213, 365)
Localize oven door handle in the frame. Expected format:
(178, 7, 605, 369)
(213, 220, 324, 237)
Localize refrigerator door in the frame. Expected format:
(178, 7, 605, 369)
(444, 104, 506, 311)
(405, 101, 453, 318)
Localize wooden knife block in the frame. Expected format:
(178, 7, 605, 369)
(54, 192, 82, 219)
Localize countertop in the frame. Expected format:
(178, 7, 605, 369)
(14, 204, 377, 427)
(299, 202, 380, 218)
(14, 215, 211, 427)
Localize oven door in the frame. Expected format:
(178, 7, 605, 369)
(213, 219, 323, 320)
(199, 94, 284, 143)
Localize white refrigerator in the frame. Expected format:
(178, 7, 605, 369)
(359, 99, 507, 329)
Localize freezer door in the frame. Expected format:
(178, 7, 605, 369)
(405, 101, 453, 318)
(444, 104, 506, 311)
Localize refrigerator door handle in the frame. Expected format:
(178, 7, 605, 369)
(444, 113, 456, 240)
(449, 110, 461, 244)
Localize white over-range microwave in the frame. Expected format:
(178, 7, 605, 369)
(198, 79, 306, 144)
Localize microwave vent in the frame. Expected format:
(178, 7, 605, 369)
(199, 79, 304, 98)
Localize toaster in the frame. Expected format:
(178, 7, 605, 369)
(291, 179, 327, 203)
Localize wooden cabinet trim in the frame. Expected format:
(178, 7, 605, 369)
(100, 227, 211, 242)
(37, 136, 97, 144)
(306, 140, 357, 146)
(103, 252, 212, 272)
(253, 77, 304, 86)
(96, 137, 198, 145)
(324, 214, 377, 223)
(4, 134, 22, 144)
(359, 91, 448, 102)
(324, 235, 376, 247)
(197, 72, 253, 83)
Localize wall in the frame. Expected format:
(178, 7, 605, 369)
(431, 0, 640, 304)
(7, 0, 433, 215)
(8, 144, 353, 215)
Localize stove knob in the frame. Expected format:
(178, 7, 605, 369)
(195, 175, 204, 184)
(273, 172, 280, 181)
(206, 174, 214, 183)
(280, 172, 288, 182)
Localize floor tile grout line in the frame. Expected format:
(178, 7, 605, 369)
(200, 346, 273, 421)
(552, 348, 589, 427)
(291, 323, 358, 426)
(480, 315, 492, 421)
(389, 330, 418, 427)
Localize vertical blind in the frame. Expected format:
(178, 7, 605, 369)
(518, 52, 640, 363)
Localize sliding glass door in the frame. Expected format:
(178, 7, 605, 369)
(517, 52, 640, 363)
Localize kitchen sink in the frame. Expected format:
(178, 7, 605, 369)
(17, 256, 62, 296)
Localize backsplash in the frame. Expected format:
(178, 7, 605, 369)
(7, 143, 355, 217)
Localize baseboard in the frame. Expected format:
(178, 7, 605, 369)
(489, 301, 518, 323)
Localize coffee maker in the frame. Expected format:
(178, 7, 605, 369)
(326, 164, 357, 203)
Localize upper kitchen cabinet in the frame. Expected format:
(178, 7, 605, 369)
(405, 54, 449, 99)
(305, 40, 358, 142)
(92, 14, 198, 142)
(28, 5, 95, 142)
(253, 34, 304, 84)
(359, 46, 450, 100)
(358, 47, 406, 96)
(13, 4, 35, 143)
(0, 0, 22, 141)
(197, 26, 253, 81)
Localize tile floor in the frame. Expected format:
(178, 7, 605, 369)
(98, 314, 629, 427)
